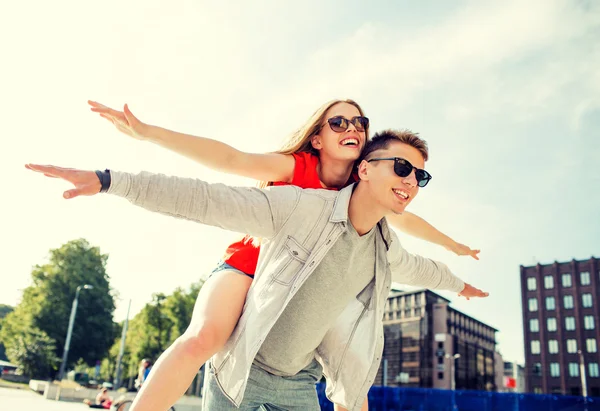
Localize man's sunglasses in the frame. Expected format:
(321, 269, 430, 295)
(367, 157, 432, 188)
(324, 116, 369, 133)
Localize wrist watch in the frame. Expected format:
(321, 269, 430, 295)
(94, 169, 111, 193)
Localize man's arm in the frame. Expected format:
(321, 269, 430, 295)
(387, 231, 488, 298)
(25, 164, 299, 239)
(108, 171, 299, 239)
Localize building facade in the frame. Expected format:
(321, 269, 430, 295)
(375, 289, 498, 391)
(501, 361, 526, 393)
(520, 257, 600, 396)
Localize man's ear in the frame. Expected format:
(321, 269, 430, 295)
(311, 134, 323, 151)
(357, 159, 370, 181)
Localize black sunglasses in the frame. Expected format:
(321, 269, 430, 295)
(324, 116, 369, 133)
(367, 157, 432, 188)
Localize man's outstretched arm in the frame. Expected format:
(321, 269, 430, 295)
(25, 164, 299, 239)
(387, 231, 488, 300)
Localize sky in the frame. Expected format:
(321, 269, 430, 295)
(2, 0, 599, 366)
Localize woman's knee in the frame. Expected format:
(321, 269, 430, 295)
(179, 321, 226, 358)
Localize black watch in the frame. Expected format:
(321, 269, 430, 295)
(95, 169, 112, 193)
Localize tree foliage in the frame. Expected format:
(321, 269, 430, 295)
(0, 239, 116, 378)
(0, 304, 14, 361)
(5, 326, 59, 379)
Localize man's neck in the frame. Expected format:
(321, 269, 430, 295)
(316, 155, 354, 189)
(348, 183, 388, 236)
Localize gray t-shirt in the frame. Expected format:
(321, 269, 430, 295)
(254, 220, 376, 376)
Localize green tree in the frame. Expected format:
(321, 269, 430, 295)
(0, 239, 116, 377)
(163, 283, 201, 337)
(91, 280, 203, 387)
(6, 326, 59, 379)
(123, 282, 202, 366)
(0, 304, 14, 361)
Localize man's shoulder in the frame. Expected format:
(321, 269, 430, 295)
(266, 185, 340, 200)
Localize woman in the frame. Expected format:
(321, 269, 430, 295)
(83, 387, 112, 409)
(89, 99, 479, 411)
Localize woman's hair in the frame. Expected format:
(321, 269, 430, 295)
(258, 99, 367, 188)
(250, 99, 367, 248)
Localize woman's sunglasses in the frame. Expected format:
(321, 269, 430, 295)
(367, 157, 432, 188)
(324, 116, 369, 133)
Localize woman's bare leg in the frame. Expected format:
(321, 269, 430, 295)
(129, 270, 252, 411)
(335, 398, 369, 411)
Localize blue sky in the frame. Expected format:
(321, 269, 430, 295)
(2, 0, 599, 365)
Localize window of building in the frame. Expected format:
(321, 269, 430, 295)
(569, 363, 580, 377)
(544, 275, 554, 289)
(587, 339, 597, 353)
(581, 271, 591, 286)
(531, 340, 541, 355)
(438, 372, 444, 380)
(547, 318, 557, 332)
(546, 296, 555, 310)
(527, 277, 537, 290)
(529, 298, 538, 312)
(438, 356, 444, 364)
(564, 295, 574, 309)
(550, 363, 560, 377)
(534, 387, 543, 394)
(549, 340, 559, 354)
(565, 317, 576, 331)
(530, 319, 539, 332)
(532, 363, 542, 376)
(562, 273, 572, 287)
(589, 363, 599, 378)
(583, 293, 593, 308)
(585, 316, 595, 330)
(567, 339, 578, 353)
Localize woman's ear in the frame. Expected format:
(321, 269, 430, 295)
(311, 134, 323, 151)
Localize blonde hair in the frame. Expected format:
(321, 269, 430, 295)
(249, 99, 367, 247)
(257, 99, 368, 188)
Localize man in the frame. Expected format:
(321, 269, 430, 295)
(27, 129, 488, 411)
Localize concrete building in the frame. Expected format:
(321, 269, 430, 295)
(520, 257, 600, 396)
(501, 361, 526, 393)
(375, 289, 498, 391)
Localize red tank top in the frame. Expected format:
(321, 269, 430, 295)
(222, 152, 357, 275)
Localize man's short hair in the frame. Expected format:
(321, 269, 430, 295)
(361, 129, 429, 162)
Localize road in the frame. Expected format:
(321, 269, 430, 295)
(0, 386, 86, 410)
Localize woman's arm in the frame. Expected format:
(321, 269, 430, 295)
(387, 211, 480, 260)
(88, 101, 295, 183)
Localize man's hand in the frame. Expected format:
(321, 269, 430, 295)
(25, 164, 101, 199)
(458, 283, 489, 300)
(88, 100, 150, 141)
(445, 241, 480, 260)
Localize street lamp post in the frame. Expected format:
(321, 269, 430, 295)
(446, 353, 461, 411)
(58, 284, 93, 381)
(445, 353, 461, 390)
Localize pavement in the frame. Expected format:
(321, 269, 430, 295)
(0, 386, 87, 410)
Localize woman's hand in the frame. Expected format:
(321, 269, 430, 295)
(88, 100, 150, 141)
(444, 241, 480, 260)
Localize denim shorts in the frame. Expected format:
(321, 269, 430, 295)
(208, 261, 254, 280)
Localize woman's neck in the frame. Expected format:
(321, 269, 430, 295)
(317, 155, 355, 189)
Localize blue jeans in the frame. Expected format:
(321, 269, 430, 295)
(202, 360, 323, 410)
